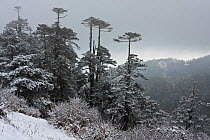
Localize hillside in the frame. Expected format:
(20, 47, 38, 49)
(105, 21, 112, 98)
(0, 112, 76, 140)
(140, 55, 210, 112)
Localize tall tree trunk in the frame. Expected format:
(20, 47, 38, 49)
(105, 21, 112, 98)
(17, 9, 21, 34)
(96, 27, 101, 82)
(127, 39, 131, 86)
(88, 23, 94, 105)
(122, 96, 129, 131)
(89, 23, 93, 77)
(128, 39, 131, 74)
(98, 27, 101, 49)
(57, 12, 60, 27)
(89, 24, 93, 53)
(10, 47, 14, 61)
(43, 34, 47, 60)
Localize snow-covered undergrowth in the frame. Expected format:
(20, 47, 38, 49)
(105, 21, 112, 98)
(1, 112, 209, 140)
(114, 126, 210, 140)
(48, 98, 117, 140)
(0, 89, 38, 112)
(48, 99, 210, 140)
(0, 90, 41, 117)
(1, 91, 209, 140)
(0, 112, 76, 140)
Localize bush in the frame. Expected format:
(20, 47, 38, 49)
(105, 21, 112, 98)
(48, 97, 210, 140)
(48, 98, 118, 140)
(0, 89, 41, 117)
(112, 126, 210, 140)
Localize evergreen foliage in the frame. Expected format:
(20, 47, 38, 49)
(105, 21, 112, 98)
(0, 54, 55, 104)
(172, 82, 209, 133)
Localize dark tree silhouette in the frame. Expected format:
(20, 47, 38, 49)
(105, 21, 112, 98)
(14, 6, 21, 20)
(52, 8, 67, 27)
(114, 32, 142, 82)
(94, 19, 113, 81)
(81, 17, 98, 52)
(81, 17, 99, 99)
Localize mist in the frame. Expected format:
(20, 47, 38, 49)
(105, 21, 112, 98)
(0, 0, 210, 64)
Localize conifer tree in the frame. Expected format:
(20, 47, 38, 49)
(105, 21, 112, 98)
(94, 19, 113, 81)
(80, 17, 116, 106)
(0, 54, 55, 103)
(81, 17, 98, 53)
(81, 17, 98, 99)
(111, 32, 165, 130)
(7, 6, 31, 34)
(114, 32, 142, 78)
(43, 8, 79, 100)
(1, 6, 33, 62)
(172, 82, 208, 132)
(52, 8, 67, 27)
(34, 24, 51, 62)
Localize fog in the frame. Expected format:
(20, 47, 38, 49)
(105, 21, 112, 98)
(1, 0, 210, 64)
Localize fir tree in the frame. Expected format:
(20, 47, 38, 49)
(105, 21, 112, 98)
(41, 8, 79, 101)
(81, 17, 99, 100)
(94, 19, 113, 81)
(0, 54, 55, 104)
(172, 82, 209, 132)
(111, 32, 165, 130)
(80, 17, 116, 105)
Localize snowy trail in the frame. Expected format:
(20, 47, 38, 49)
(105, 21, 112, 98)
(0, 112, 76, 140)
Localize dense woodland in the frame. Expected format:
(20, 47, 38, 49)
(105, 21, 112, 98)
(0, 6, 210, 140)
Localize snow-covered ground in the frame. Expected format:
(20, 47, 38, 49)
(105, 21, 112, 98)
(0, 112, 76, 140)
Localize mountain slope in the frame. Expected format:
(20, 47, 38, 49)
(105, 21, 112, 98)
(0, 112, 76, 140)
(141, 55, 210, 112)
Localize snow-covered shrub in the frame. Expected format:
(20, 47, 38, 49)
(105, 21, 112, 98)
(0, 89, 41, 117)
(48, 98, 118, 140)
(32, 97, 53, 118)
(47, 97, 210, 140)
(111, 126, 210, 140)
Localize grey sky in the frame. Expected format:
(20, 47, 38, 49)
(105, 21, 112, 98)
(0, 0, 210, 64)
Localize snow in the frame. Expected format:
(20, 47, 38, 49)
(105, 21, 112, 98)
(0, 112, 76, 140)
(157, 61, 167, 69)
(0, 119, 28, 140)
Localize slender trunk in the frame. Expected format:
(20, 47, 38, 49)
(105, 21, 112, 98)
(89, 24, 93, 53)
(55, 28, 59, 59)
(89, 23, 93, 87)
(54, 12, 60, 60)
(128, 39, 131, 74)
(93, 40, 95, 54)
(123, 40, 132, 126)
(17, 10, 20, 20)
(98, 27, 101, 49)
(57, 12, 60, 27)
(88, 23, 94, 105)
(17, 9, 21, 34)
(43, 34, 48, 69)
(43, 34, 47, 59)
(11, 47, 14, 61)
(122, 96, 129, 131)
(91, 40, 96, 88)
(89, 23, 93, 74)
(127, 39, 131, 87)
(93, 40, 96, 80)
(96, 27, 101, 82)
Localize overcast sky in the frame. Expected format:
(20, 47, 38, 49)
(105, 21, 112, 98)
(0, 0, 210, 64)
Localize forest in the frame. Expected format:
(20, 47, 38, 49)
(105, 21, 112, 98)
(0, 6, 210, 140)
